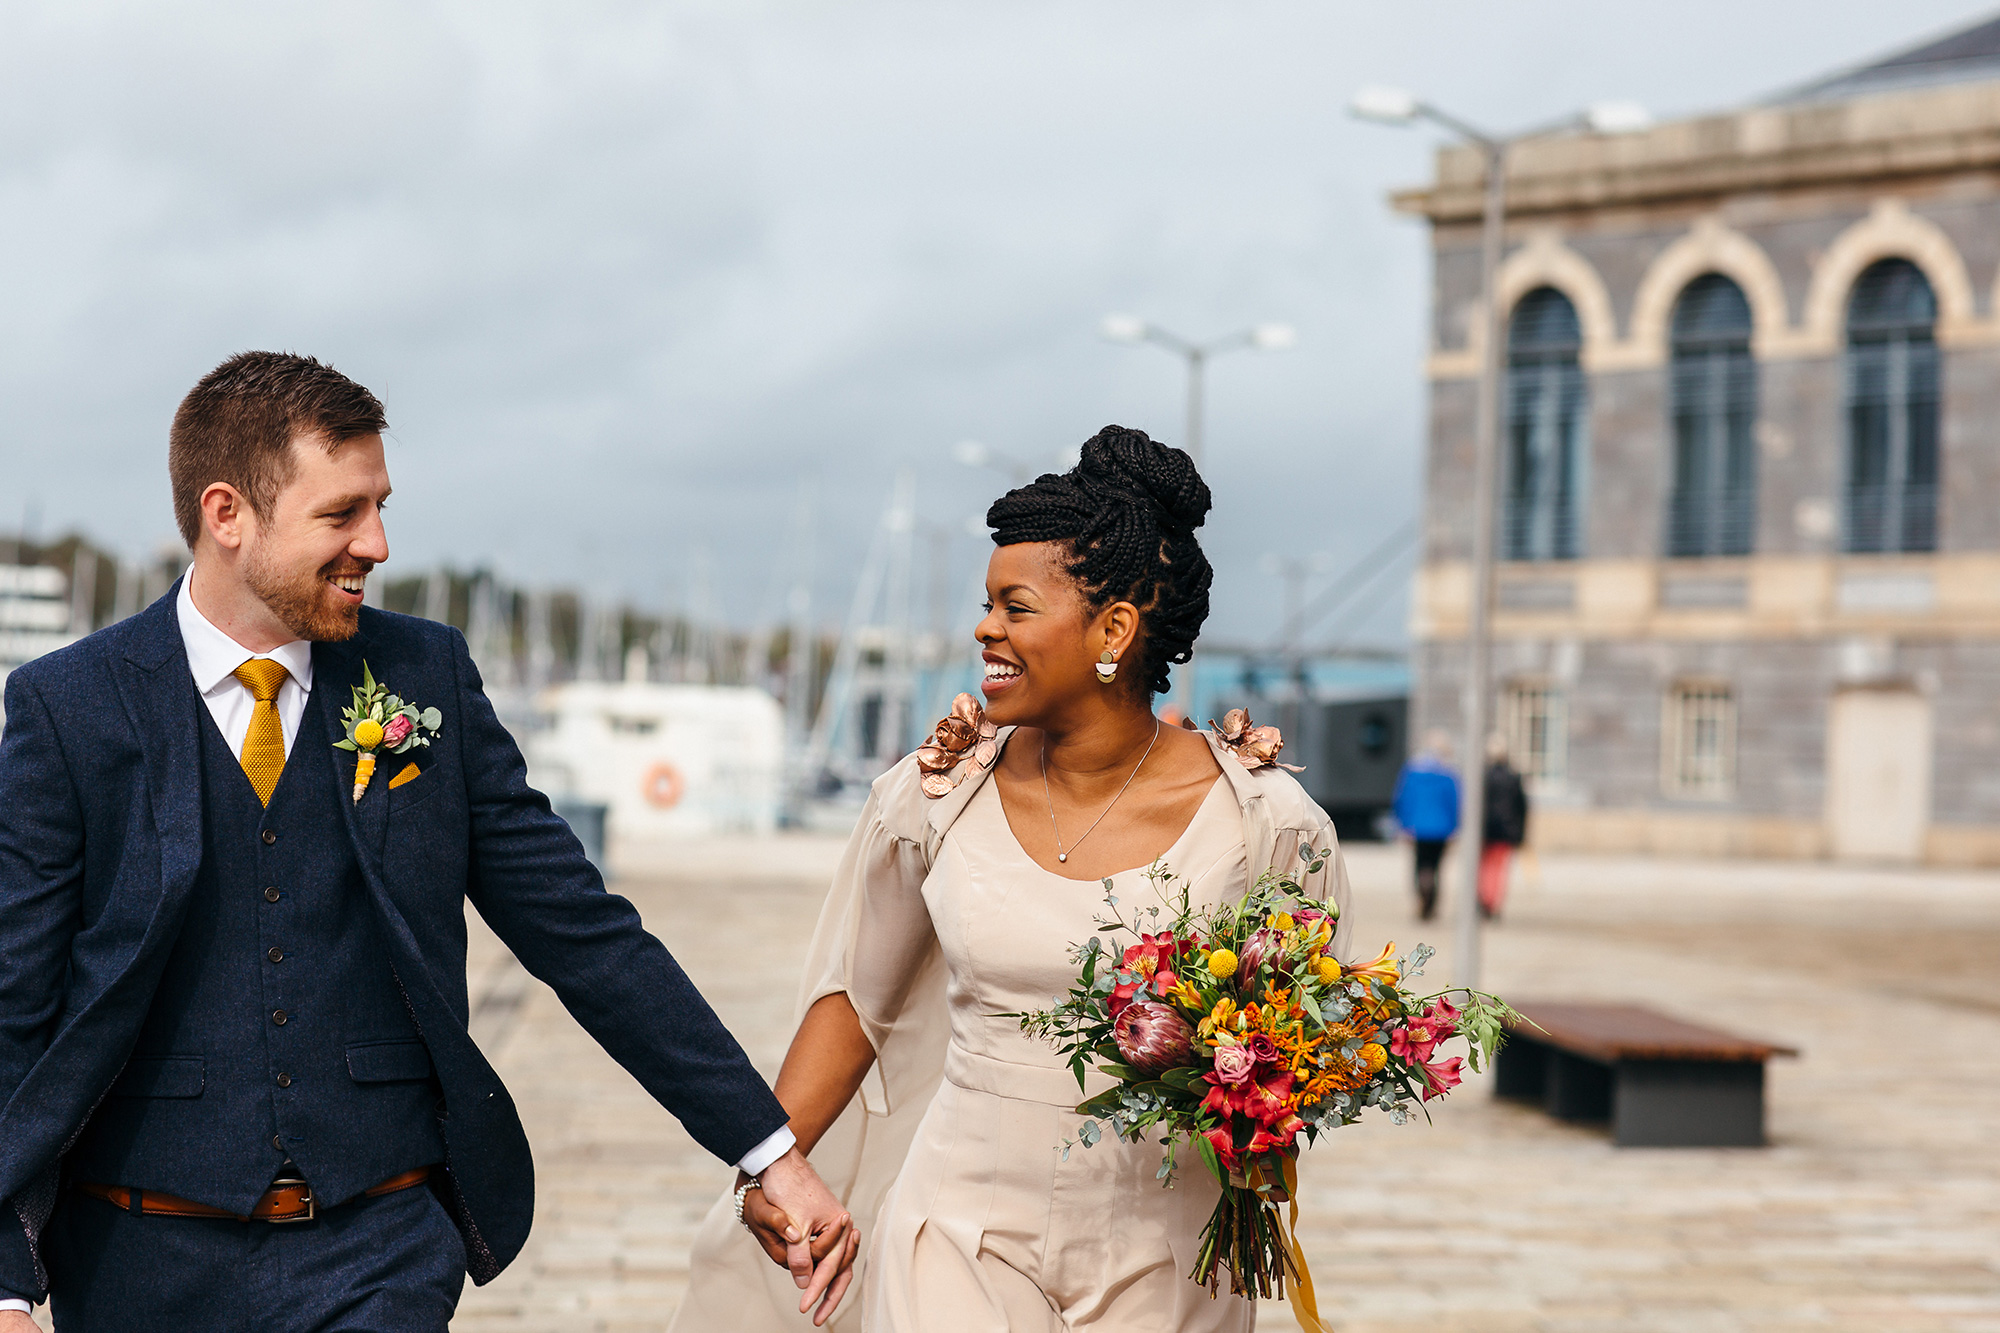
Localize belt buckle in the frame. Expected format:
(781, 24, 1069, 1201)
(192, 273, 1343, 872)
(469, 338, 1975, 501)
(265, 1176, 316, 1224)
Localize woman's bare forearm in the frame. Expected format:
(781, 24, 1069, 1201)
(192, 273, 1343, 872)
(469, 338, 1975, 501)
(771, 991, 877, 1158)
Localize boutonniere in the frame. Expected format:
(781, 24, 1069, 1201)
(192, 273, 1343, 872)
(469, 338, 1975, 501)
(1209, 708, 1302, 773)
(334, 661, 443, 802)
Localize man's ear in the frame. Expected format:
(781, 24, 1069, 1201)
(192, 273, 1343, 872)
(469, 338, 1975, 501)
(199, 482, 251, 553)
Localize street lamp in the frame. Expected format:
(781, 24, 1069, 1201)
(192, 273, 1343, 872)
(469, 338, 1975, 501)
(1098, 316, 1296, 469)
(1351, 87, 1648, 991)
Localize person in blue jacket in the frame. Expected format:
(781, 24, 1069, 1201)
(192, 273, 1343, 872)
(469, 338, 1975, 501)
(1392, 729, 1461, 920)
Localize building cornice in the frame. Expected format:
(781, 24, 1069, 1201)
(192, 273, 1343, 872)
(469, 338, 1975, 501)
(1394, 80, 2000, 223)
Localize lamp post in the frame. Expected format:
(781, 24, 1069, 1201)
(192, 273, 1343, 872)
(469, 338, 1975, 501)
(1100, 316, 1296, 718)
(1350, 87, 1647, 990)
(1099, 316, 1296, 470)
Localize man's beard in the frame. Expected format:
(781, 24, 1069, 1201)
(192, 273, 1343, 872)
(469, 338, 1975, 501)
(244, 545, 364, 642)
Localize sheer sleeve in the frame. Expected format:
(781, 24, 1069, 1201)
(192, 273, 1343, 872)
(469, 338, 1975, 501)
(794, 759, 947, 1116)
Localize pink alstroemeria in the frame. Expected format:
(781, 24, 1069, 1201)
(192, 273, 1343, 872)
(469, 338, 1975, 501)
(1389, 1023, 1438, 1064)
(1247, 1111, 1304, 1156)
(1416, 1054, 1464, 1102)
(1201, 1124, 1241, 1172)
(1422, 996, 1462, 1038)
(1202, 1063, 1296, 1127)
(1121, 932, 1192, 997)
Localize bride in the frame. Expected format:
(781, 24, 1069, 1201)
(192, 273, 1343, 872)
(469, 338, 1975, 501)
(672, 425, 1349, 1331)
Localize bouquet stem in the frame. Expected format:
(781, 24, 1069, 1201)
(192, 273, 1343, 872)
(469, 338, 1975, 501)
(1189, 1179, 1299, 1300)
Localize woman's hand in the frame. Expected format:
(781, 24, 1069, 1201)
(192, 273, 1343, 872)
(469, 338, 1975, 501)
(739, 1152, 861, 1327)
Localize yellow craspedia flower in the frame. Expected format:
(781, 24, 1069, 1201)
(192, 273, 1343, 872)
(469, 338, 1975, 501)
(1360, 1042, 1387, 1073)
(1316, 957, 1342, 984)
(1206, 949, 1239, 980)
(353, 718, 385, 748)
(1270, 911, 1294, 931)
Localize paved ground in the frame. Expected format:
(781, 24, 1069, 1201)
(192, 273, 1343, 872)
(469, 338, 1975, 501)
(432, 836, 2000, 1333)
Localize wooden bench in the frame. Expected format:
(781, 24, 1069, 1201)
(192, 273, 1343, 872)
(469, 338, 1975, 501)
(1496, 1001, 1799, 1147)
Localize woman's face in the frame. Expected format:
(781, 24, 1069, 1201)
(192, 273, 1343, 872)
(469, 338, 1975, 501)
(975, 542, 1133, 726)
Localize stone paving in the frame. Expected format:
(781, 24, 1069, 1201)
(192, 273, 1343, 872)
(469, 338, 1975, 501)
(433, 837, 2000, 1333)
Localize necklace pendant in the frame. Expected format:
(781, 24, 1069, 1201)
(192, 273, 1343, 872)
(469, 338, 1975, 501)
(1057, 852, 1067, 863)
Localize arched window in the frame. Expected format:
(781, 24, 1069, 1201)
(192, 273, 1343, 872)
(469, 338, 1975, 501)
(1845, 258, 1939, 553)
(1504, 287, 1586, 561)
(1666, 274, 1756, 557)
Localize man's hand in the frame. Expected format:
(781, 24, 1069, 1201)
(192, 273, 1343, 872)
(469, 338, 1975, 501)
(0, 1310, 38, 1333)
(740, 1147, 859, 1327)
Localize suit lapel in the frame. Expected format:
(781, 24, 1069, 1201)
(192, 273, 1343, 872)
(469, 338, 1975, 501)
(314, 635, 390, 871)
(111, 586, 206, 921)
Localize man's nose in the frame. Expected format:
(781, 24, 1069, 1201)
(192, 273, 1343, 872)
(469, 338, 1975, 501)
(352, 507, 390, 565)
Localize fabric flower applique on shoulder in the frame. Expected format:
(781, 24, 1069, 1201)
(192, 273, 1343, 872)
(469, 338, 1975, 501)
(1209, 709, 1302, 773)
(914, 693, 999, 798)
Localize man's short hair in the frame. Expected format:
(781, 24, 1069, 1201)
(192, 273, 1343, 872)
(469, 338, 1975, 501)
(168, 351, 388, 549)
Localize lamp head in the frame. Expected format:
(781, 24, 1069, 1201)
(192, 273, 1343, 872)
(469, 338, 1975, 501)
(1100, 313, 1148, 344)
(1350, 85, 1419, 126)
(1583, 100, 1651, 134)
(1250, 322, 1297, 351)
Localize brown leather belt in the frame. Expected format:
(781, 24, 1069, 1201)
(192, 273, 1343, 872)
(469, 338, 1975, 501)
(78, 1167, 431, 1224)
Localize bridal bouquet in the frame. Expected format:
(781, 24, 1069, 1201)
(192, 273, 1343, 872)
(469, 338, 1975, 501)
(1018, 849, 1517, 1326)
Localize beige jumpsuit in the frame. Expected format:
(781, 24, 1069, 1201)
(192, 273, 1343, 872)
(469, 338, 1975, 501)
(670, 730, 1348, 1333)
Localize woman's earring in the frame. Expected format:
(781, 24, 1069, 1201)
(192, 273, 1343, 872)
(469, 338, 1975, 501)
(1096, 650, 1118, 684)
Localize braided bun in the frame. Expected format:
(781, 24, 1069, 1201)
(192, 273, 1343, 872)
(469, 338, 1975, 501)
(985, 425, 1214, 696)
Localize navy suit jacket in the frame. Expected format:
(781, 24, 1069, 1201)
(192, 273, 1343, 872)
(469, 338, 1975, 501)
(0, 588, 788, 1296)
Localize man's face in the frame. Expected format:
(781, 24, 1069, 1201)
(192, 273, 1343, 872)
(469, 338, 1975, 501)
(240, 433, 391, 642)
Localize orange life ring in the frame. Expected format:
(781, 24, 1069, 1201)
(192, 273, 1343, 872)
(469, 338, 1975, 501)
(642, 762, 684, 809)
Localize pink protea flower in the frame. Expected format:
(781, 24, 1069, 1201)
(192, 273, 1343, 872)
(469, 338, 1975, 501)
(1113, 1001, 1195, 1074)
(381, 714, 414, 747)
(1235, 928, 1291, 981)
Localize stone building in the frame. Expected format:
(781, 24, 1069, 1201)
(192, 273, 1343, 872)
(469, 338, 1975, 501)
(1399, 16, 2000, 864)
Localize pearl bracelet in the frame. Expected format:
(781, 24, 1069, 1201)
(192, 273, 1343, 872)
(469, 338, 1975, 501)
(733, 1176, 763, 1228)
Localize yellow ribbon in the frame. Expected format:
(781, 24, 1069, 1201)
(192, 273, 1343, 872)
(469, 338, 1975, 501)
(1278, 1154, 1331, 1333)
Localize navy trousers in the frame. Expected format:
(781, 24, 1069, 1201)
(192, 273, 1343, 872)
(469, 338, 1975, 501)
(44, 1184, 465, 1333)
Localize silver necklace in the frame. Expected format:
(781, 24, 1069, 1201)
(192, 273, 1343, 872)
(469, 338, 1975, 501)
(1041, 719, 1161, 864)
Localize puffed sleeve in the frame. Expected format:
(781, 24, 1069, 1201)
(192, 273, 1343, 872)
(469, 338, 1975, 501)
(794, 756, 947, 1116)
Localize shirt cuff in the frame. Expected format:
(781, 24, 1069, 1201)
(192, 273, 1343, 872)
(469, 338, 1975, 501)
(0, 1298, 31, 1313)
(736, 1125, 796, 1178)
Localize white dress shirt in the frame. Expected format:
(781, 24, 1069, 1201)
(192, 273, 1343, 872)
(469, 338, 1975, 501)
(177, 571, 316, 758)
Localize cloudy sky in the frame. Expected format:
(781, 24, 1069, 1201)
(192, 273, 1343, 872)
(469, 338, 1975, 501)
(3, 0, 1995, 649)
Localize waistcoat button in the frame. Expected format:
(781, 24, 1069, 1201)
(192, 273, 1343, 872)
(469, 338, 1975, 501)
(272, 1010, 288, 1026)
(275, 1073, 292, 1088)
(261, 830, 277, 846)
(267, 947, 284, 964)
(264, 887, 281, 903)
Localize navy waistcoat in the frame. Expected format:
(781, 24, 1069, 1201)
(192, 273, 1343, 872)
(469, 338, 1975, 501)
(69, 689, 444, 1213)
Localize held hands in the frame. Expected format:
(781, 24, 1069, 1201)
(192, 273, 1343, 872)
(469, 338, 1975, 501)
(740, 1147, 859, 1327)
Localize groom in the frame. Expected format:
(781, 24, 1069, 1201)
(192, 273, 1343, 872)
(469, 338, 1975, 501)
(0, 353, 852, 1331)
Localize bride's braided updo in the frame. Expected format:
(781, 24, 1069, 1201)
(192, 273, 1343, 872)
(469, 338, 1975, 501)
(985, 424, 1213, 696)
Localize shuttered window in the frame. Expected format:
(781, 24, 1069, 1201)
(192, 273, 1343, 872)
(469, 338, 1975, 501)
(1662, 680, 1736, 800)
(1504, 287, 1587, 561)
(1667, 274, 1757, 557)
(1845, 258, 1939, 554)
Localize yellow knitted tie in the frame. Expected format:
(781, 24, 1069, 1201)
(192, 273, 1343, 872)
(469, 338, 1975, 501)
(233, 658, 292, 807)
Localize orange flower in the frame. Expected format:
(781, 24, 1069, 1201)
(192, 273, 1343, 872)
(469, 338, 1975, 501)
(1343, 943, 1401, 987)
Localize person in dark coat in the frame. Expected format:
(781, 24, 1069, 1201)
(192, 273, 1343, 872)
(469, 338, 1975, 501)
(0, 354, 857, 1333)
(1391, 729, 1460, 920)
(1479, 733, 1530, 920)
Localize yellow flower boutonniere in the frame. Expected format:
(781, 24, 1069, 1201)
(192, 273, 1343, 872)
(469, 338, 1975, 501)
(333, 661, 443, 802)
